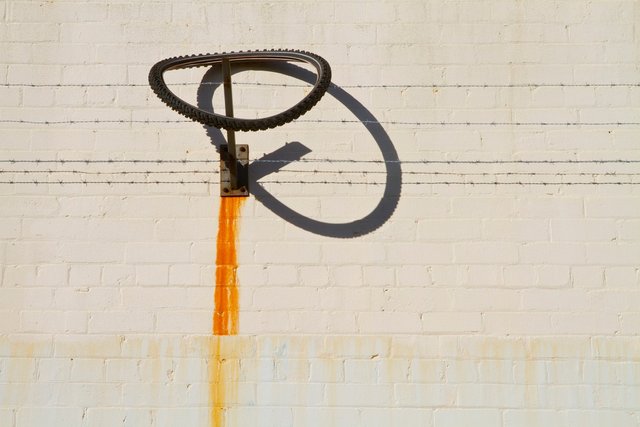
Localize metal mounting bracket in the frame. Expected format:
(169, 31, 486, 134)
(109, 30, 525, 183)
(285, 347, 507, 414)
(220, 57, 249, 197)
(220, 144, 249, 196)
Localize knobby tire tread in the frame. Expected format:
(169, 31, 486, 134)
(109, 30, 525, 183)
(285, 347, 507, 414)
(148, 49, 331, 132)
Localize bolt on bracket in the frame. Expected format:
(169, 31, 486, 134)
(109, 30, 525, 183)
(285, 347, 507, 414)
(220, 144, 249, 196)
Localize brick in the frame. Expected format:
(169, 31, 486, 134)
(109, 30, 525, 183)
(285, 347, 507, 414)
(326, 383, 393, 407)
(458, 383, 527, 408)
(422, 312, 482, 333)
(321, 288, 378, 312)
(521, 289, 590, 310)
(454, 289, 520, 310)
(620, 313, 640, 335)
(396, 265, 432, 287)
(344, 359, 377, 383)
(240, 311, 290, 333)
(604, 267, 639, 288)
(586, 197, 640, 218)
(619, 220, 640, 241)
(2, 265, 38, 287)
(357, 312, 421, 334)
(551, 219, 617, 241)
(0, 357, 36, 381)
(516, 198, 584, 218)
(484, 312, 552, 334)
(482, 219, 549, 241)
(255, 243, 320, 264)
(434, 409, 501, 427)
(125, 243, 191, 263)
(452, 197, 515, 218)
(83, 408, 152, 427)
(252, 287, 318, 310)
(155, 311, 210, 334)
(363, 265, 395, 287)
(256, 382, 324, 406)
(2, 22, 59, 42)
(5, 242, 60, 264)
(571, 266, 604, 288)
(20, 310, 83, 333)
(0, 287, 53, 310)
(587, 244, 640, 265)
(592, 337, 640, 361)
(520, 243, 586, 265)
(294, 407, 361, 427)
(387, 243, 453, 264)
(503, 265, 537, 288)
(536, 265, 571, 287)
(550, 313, 619, 334)
(16, 408, 83, 426)
(0, 409, 14, 426)
(168, 264, 201, 285)
(395, 384, 456, 407)
(504, 410, 568, 427)
(323, 243, 386, 264)
(530, 336, 592, 359)
(382, 287, 450, 312)
(477, 359, 515, 384)
(330, 265, 363, 286)
(461, 265, 503, 287)
(308, 358, 344, 383)
(59, 243, 125, 263)
(455, 242, 519, 264)
(69, 357, 105, 382)
(134, 265, 169, 286)
(0, 86, 21, 107)
(417, 219, 481, 241)
(226, 407, 293, 427)
(88, 311, 154, 333)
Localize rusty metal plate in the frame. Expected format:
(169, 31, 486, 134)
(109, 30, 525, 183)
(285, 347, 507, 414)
(220, 144, 249, 197)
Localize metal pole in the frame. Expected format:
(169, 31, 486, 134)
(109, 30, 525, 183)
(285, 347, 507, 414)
(222, 58, 237, 190)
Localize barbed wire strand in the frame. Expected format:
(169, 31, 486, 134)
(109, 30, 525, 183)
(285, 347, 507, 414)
(2, 82, 640, 88)
(2, 170, 640, 177)
(0, 180, 636, 186)
(2, 118, 639, 126)
(1, 159, 639, 165)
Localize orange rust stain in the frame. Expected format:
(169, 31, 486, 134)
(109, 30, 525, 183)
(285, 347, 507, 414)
(211, 197, 244, 427)
(210, 337, 224, 427)
(214, 197, 244, 335)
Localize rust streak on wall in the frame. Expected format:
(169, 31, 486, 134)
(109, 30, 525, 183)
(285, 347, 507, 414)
(211, 197, 244, 427)
(214, 197, 244, 335)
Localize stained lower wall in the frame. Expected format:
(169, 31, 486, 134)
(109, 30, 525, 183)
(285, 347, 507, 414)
(2, 335, 639, 427)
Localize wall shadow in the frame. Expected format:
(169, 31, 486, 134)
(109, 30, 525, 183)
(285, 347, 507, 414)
(196, 61, 402, 238)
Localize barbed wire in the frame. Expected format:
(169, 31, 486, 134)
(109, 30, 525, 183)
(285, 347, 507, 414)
(1, 158, 638, 165)
(0, 169, 640, 178)
(2, 118, 639, 126)
(0, 179, 636, 186)
(3, 82, 640, 88)
(0, 159, 217, 164)
(0, 169, 219, 175)
(2, 169, 640, 178)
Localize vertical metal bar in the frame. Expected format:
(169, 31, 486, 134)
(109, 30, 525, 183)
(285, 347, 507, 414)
(222, 58, 237, 190)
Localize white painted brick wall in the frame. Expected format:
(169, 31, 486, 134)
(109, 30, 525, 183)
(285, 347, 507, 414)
(1, 0, 640, 426)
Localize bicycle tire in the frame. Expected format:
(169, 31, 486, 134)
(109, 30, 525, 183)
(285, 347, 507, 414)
(148, 49, 332, 132)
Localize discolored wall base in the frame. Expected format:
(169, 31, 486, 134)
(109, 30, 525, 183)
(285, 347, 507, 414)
(1, 334, 639, 427)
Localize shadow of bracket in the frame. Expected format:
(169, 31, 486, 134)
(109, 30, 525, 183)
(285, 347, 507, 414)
(196, 62, 402, 238)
